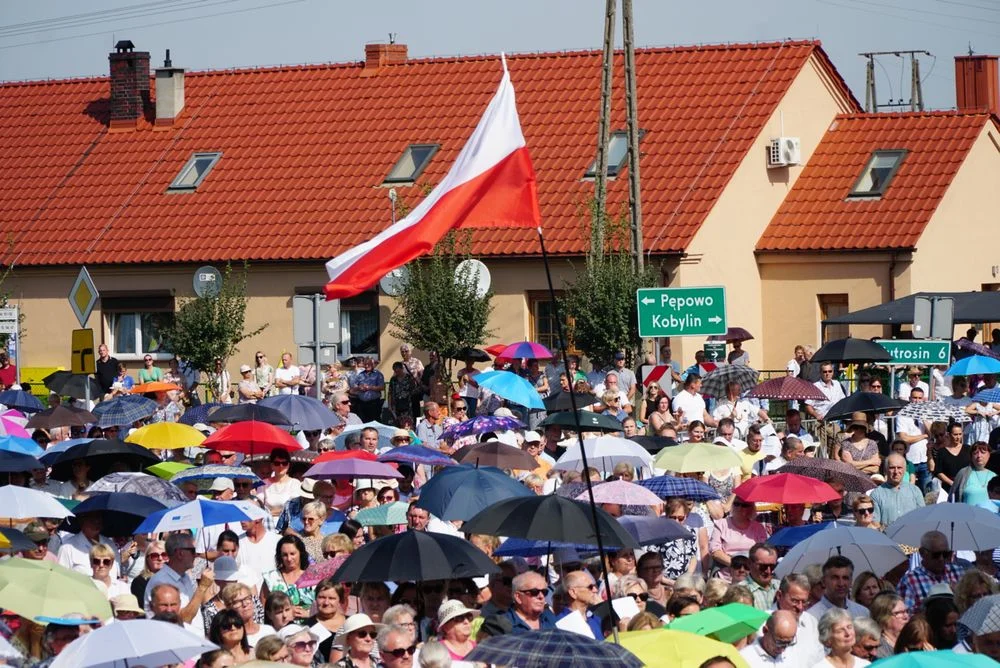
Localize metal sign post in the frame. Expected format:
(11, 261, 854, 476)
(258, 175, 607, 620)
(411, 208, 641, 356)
(0, 307, 19, 386)
(293, 294, 341, 399)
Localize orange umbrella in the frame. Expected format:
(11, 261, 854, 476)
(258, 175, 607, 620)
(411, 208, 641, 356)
(131, 381, 182, 394)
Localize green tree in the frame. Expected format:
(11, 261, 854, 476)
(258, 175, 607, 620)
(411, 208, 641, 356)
(560, 204, 658, 369)
(389, 231, 493, 383)
(160, 262, 266, 401)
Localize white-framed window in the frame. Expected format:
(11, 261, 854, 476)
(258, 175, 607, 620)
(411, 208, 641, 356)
(169, 151, 222, 191)
(102, 294, 173, 360)
(584, 129, 645, 179)
(848, 149, 906, 198)
(383, 144, 439, 185)
(339, 291, 380, 359)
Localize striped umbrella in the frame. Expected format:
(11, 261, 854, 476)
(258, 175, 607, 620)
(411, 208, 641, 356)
(636, 474, 721, 501)
(497, 341, 554, 360)
(0, 417, 29, 438)
(700, 365, 759, 398)
(745, 376, 825, 401)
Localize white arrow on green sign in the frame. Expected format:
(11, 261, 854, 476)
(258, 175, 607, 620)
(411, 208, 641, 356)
(636, 286, 727, 338)
(875, 339, 950, 365)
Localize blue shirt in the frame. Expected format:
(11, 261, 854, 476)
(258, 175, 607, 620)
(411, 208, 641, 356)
(504, 607, 558, 633)
(276, 496, 346, 535)
(350, 370, 385, 402)
(555, 608, 602, 638)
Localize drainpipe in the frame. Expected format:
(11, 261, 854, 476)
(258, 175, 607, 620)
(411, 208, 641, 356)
(888, 251, 897, 302)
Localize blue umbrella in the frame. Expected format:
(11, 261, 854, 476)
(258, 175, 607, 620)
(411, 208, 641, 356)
(636, 474, 721, 502)
(0, 451, 43, 473)
(617, 515, 693, 546)
(768, 521, 834, 547)
(946, 355, 1000, 376)
(441, 415, 524, 442)
(0, 435, 44, 458)
(466, 629, 642, 668)
(377, 445, 457, 467)
(259, 394, 342, 431)
(333, 422, 397, 450)
(178, 403, 223, 426)
(39, 438, 95, 466)
(135, 498, 255, 533)
(0, 390, 44, 413)
(475, 370, 545, 410)
(71, 492, 169, 536)
(972, 387, 1000, 403)
(415, 465, 534, 521)
(494, 536, 597, 558)
(92, 395, 157, 428)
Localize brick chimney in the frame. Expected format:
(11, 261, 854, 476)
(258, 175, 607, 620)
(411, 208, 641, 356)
(154, 49, 185, 128)
(109, 40, 151, 129)
(364, 42, 407, 73)
(955, 54, 999, 115)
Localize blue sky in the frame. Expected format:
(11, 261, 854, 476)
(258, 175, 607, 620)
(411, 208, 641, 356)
(1, 0, 999, 110)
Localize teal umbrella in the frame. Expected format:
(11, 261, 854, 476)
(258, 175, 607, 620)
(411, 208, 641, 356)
(354, 501, 409, 526)
(870, 650, 998, 668)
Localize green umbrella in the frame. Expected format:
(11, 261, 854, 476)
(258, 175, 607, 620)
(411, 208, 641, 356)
(146, 461, 193, 480)
(869, 650, 998, 668)
(354, 501, 409, 526)
(653, 442, 742, 474)
(0, 558, 112, 620)
(667, 603, 769, 643)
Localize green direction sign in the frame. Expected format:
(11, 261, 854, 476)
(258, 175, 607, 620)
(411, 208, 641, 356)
(704, 342, 727, 362)
(637, 287, 727, 338)
(876, 339, 950, 365)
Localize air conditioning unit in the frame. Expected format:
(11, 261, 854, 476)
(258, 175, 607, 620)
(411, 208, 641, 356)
(767, 137, 801, 168)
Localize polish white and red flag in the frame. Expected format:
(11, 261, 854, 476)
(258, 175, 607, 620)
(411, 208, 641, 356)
(324, 57, 541, 300)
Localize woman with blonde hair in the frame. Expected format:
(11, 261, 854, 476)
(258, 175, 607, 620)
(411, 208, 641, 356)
(321, 533, 354, 560)
(627, 611, 663, 631)
(254, 352, 275, 397)
(955, 568, 998, 613)
(851, 495, 880, 531)
(131, 540, 167, 601)
(702, 578, 729, 609)
(89, 543, 128, 600)
(613, 462, 636, 482)
(299, 500, 327, 562)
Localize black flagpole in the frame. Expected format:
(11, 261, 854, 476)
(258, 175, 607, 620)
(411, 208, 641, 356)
(537, 226, 621, 642)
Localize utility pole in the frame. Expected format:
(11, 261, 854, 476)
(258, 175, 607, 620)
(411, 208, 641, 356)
(592, 0, 616, 259)
(859, 50, 930, 112)
(622, 0, 643, 272)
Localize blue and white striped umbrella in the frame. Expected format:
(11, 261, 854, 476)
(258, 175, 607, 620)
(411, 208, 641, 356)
(92, 395, 157, 428)
(134, 498, 255, 533)
(0, 435, 44, 458)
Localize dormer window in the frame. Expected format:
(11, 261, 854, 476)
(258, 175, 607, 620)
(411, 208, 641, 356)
(383, 144, 439, 185)
(849, 149, 906, 198)
(168, 152, 221, 191)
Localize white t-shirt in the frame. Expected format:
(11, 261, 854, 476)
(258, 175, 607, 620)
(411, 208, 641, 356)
(896, 415, 928, 464)
(247, 623, 276, 649)
(672, 390, 706, 424)
(458, 368, 480, 399)
(237, 532, 282, 590)
(806, 380, 846, 419)
(898, 380, 929, 402)
(274, 365, 301, 395)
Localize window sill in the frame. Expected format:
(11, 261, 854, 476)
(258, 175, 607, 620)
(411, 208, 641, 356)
(114, 353, 173, 362)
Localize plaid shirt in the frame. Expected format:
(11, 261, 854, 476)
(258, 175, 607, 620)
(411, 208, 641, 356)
(897, 562, 965, 611)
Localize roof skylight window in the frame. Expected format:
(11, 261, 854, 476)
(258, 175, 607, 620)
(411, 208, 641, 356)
(584, 130, 644, 179)
(168, 152, 222, 191)
(383, 144, 439, 184)
(849, 149, 907, 198)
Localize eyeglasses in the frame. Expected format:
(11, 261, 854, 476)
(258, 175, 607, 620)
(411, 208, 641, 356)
(339, 400, 351, 405)
(323, 551, 343, 559)
(220, 622, 244, 631)
(144, 357, 152, 362)
(352, 629, 377, 639)
(148, 552, 167, 559)
(386, 644, 418, 658)
(870, 384, 882, 389)
(518, 588, 547, 598)
(925, 549, 953, 559)
(626, 592, 650, 602)
(290, 640, 317, 651)
(230, 596, 253, 607)
(272, 460, 290, 467)
(892, 608, 911, 618)
(856, 507, 874, 515)
(772, 635, 797, 649)
(91, 558, 113, 566)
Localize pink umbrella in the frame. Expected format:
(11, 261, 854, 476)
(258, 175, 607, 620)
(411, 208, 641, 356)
(304, 458, 403, 480)
(745, 376, 826, 401)
(575, 480, 662, 506)
(498, 341, 554, 360)
(0, 417, 30, 438)
(297, 555, 348, 587)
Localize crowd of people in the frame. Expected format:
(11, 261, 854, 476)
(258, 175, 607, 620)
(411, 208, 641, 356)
(3, 334, 1000, 668)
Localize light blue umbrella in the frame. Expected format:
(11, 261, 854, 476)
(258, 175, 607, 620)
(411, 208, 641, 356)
(0, 435, 44, 457)
(134, 498, 255, 533)
(333, 421, 397, 450)
(259, 394, 343, 431)
(49, 618, 216, 668)
(414, 465, 533, 521)
(475, 370, 545, 410)
(946, 355, 1000, 377)
(972, 387, 1000, 403)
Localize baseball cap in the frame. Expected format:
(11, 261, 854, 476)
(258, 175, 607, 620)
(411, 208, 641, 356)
(22, 521, 49, 543)
(239, 364, 252, 373)
(614, 352, 626, 360)
(214, 556, 240, 581)
(209, 477, 234, 493)
(523, 431, 541, 444)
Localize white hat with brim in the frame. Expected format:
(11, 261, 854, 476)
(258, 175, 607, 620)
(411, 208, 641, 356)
(437, 599, 480, 627)
(278, 624, 319, 643)
(332, 614, 385, 646)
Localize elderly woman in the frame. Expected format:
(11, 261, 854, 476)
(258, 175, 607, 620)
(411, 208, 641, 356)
(299, 500, 327, 562)
(613, 575, 651, 628)
(955, 569, 999, 613)
(131, 540, 167, 601)
(382, 604, 418, 642)
(283, 625, 321, 667)
(331, 613, 384, 668)
(89, 544, 128, 600)
(815, 607, 869, 668)
(851, 495, 880, 531)
(321, 533, 354, 561)
(222, 582, 275, 650)
(435, 599, 478, 660)
(868, 592, 909, 659)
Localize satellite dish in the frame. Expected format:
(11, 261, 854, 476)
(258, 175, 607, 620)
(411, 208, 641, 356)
(455, 259, 491, 299)
(379, 266, 410, 296)
(193, 265, 222, 298)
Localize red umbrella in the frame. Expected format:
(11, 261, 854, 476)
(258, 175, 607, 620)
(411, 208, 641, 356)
(745, 376, 826, 401)
(297, 555, 348, 588)
(485, 344, 510, 358)
(201, 420, 301, 455)
(733, 473, 841, 505)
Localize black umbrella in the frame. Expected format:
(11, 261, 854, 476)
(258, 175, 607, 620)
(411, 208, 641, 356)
(450, 347, 491, 363)
(542, 391, 604, 413)
(49, 439, 160, 482)
(0, 451, 44, 473)
(25, 405, 97, 430)
(811, 338, 891, 363)
(42, 371, 103, 401)
(331, 529, 499, 583)
(64, 492, 168, 537)
(823, 391, 907, 421)
(539, 411, 622, 433)
(210, 404, 290, 426)
(463, 495, 638, 549)
(628, 434, 677, 454)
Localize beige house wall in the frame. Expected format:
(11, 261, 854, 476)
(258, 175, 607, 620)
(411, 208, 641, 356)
(674, 55, 857, 369)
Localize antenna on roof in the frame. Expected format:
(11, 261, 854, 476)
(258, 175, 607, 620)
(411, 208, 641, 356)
(968, 42, 975, 56)
(164, 49, 172, 68)
(389, 32, 396, 45)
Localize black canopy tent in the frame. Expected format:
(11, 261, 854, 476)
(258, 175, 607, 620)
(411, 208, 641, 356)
(822, 292, 1000, 326)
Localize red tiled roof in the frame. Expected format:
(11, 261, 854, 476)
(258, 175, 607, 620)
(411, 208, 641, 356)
(757, 111, 993, 251)
(0, 40, 852, 267)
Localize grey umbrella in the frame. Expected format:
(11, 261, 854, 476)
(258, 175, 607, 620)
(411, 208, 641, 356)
(774, 525, 906, 578)
(885, 503, 1000, 551)
(959, 594, 1000, 635)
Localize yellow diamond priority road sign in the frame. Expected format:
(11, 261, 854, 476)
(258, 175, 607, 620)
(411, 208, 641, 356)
(69, 267, 99, 329)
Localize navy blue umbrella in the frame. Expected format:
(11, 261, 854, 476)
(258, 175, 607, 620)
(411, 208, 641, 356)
(617, 515, 693, 546)
(414, 465, 533, 521)
(178, 403, 223, 426)
(768, 521, 834, 547)
(0, 451, 43, 473)
(68, 492, 169, 536)
(92, 395, 157, 428)
(0, 390, 44, 413)
(636, 474, 721, 502)
(494, 536, 597, 558)
(259, 394, 342, 431)
(467, 629, 642, 668)
(210, 404, 290, 426)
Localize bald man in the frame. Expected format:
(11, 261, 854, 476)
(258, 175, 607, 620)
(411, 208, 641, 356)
(869, 453, 924, 526)
(740, 610, 798, 668)
(556, 570, 602, 639)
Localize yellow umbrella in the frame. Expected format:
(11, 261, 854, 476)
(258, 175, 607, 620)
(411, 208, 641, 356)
(126, 422, 206, 450)
(0, 558, 112, 621)
(653, 442, 742, 473)
(613, 628, 750, 668)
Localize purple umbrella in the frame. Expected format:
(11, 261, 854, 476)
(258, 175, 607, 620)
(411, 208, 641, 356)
(574, 480, 662, 506)
(956, 338, 1000, 360)
(497, 341, 554, 360)
(378, 446, 457, 467)
(441, 415, 524, 441)
(304, 459, 403, 480)
(707, 327, 754, 343)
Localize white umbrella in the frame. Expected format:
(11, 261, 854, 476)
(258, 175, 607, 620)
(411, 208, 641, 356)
(0, 486, 73, 520)
(553, 435, 654, 473)
(884, 503, 1000, 551)
(774, 525, 907, 578)
(51, 619, 217, 668)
